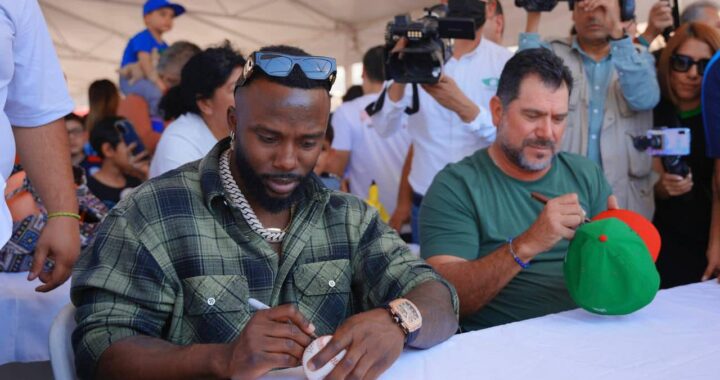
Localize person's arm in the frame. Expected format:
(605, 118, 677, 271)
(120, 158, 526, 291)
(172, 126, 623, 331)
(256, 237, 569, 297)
(326, 110, 352, 178)
(582, 0, 660, 110)
(427, 193, 591, 316)
(703, 159, 720, 282)
(638, 1, 673, 47)
(388, 145, 413, 232)
(326, 150, 349, 179)
(420, 75, 480, 123)
(652, 156, 693, 200)
(610, 37, 661, 110)
(97, 305, 316, 380)
(308, 202, 458, 379)
(13, 119, 80, 292)
(525, 11, 541, 33)
(73, 207, 316, 380)
(309, 280, 456, 379)
(137, 51, 166, 93)
(518, 11, 551, 51)
(97, 337, 227, 380)
(420, 74, 496, 144)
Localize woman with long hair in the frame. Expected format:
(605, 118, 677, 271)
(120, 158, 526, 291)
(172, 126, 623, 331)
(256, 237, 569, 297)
(86, 79, 120, 132)
(653, 22, 720, 287)
(149, 41, 244, 178)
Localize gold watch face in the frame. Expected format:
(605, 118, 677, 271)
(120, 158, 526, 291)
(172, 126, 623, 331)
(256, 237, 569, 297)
(390, 298, 422, 332)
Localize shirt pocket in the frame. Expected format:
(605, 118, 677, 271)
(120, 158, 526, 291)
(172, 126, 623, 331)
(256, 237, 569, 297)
(293, 259, 352, 334)
(181, 275, 250, 343)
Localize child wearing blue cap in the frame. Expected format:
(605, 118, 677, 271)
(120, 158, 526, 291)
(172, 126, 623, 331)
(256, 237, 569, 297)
(118, 0, 186, 117)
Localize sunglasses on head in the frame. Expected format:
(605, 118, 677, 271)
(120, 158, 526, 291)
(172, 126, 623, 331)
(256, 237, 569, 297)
(670, 54, 710, 76)
(235, 51, 337, 90)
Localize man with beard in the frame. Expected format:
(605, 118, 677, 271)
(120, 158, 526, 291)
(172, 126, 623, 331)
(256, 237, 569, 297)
(520, 0, 660, 220)
(71, 45, 459, 380)
(419, 49, 617, 331)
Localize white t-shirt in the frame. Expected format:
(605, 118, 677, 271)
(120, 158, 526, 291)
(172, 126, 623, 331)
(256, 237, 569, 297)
(149, 113, 218, 178)
(1, 0, 74, 246)
(332, 93, 411, 215)
(371, 38, 512, 195)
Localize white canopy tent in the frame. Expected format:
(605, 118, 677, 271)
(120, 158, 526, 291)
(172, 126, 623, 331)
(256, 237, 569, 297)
(39, 0, 654, 109)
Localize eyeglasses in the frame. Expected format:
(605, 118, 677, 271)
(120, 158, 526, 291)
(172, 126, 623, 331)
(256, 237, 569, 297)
(670, 54, 710, 76)
(235, 51, 337, 90)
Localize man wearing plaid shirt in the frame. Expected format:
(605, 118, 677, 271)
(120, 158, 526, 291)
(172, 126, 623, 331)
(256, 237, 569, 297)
(71, 45, 459, 380)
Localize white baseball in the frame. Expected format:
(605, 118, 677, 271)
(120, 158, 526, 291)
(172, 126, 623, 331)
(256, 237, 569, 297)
(302, 335, 347, 380)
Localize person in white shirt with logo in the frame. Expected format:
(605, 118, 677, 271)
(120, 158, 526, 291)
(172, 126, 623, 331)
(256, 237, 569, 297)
(371, 0, 512, 242)
(327, 46, 411, 217)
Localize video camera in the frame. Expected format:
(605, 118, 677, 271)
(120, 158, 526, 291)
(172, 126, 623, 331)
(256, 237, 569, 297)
(514, 0, 636, 22)
(632, 128, 691, 177)
(384, 4, 476, 84)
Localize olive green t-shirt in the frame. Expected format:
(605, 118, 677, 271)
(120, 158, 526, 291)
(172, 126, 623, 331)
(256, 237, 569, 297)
(420, 149, 612, 331)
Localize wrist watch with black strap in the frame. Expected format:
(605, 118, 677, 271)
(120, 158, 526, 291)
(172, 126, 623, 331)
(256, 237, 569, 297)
(385, 298, 422, 346)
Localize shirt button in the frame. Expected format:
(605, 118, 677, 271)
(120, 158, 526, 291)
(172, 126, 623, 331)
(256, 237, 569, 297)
(328, 280, 336, 288)
(207, 297, 216, 306)
(594, 85, 600, 91)
(593, 109, 598, 114)
(591, 134, 598, 140)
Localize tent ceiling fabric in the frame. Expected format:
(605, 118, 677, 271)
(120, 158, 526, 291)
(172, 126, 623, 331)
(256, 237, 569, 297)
(39, 0, 652, 109)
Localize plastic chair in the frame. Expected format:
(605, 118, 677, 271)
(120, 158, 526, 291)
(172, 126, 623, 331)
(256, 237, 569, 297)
(117, 94, 161, 154)
(49, 303, 78, 380)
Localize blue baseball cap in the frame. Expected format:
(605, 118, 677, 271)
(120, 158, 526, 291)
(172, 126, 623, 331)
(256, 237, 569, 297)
(143, 0, 185, 16)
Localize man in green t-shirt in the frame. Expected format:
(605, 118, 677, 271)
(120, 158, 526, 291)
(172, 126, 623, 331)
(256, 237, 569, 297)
(420, 48, 618, 331)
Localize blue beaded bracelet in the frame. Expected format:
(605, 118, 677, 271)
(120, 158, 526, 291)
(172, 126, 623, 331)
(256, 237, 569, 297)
(507, 237, 530, 269)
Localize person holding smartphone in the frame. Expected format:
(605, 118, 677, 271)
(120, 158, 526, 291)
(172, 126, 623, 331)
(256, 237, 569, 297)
(653, 22, 720, 287)
(86, 117, 148, 209)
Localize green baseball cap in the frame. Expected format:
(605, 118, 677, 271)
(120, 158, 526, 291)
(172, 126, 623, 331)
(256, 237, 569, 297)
(564, 218, 660, 315)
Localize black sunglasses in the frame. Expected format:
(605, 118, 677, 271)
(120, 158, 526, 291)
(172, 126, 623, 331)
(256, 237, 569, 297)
(670, 54, 710, 76)
(235, 51, 337, 90)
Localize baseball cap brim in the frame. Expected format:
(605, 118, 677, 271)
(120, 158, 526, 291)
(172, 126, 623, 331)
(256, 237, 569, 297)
(145, 2, 186, 17)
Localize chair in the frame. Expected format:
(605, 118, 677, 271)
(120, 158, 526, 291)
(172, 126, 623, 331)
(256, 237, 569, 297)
(49, 303, 78, 380)
(117, 94, 162, 154)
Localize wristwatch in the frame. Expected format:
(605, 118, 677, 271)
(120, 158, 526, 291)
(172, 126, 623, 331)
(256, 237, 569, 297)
(385, 298, 422, 346)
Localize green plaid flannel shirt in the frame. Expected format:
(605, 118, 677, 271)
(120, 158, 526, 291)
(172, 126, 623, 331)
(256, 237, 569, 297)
(71, 139, 458, 379)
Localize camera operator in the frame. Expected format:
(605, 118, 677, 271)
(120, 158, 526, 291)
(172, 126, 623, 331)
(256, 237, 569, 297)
(519, 0, 661, 219)
(372, 0, 512, 242)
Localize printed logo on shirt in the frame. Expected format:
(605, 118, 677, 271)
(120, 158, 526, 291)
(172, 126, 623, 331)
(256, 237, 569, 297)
(482, 77, 500, 90)
(360, 110, 371, 127)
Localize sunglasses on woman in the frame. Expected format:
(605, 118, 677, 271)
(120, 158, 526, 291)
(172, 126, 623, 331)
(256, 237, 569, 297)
(670, 54, 710, 76)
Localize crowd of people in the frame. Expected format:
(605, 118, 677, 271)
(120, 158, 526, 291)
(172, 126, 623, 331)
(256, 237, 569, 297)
(1, 0, 720, 379)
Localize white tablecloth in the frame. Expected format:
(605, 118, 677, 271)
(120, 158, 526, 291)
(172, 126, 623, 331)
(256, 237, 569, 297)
(0, 272, 71, 365)
(265, 281, 720, 380)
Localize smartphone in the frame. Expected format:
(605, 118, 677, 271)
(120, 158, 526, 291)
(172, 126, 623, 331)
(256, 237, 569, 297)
(647, 127, 691, 156)
(662, 0, 682, 41)
(115, 119, 146, 156)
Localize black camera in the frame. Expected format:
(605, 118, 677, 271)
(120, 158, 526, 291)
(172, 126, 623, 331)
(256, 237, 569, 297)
(515, 0, 561, 12)
(384, 4, 476, 84)
(515, 0, 636, 22)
